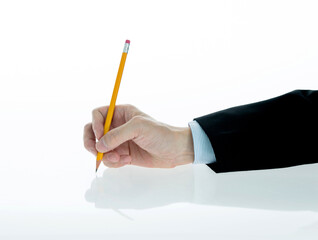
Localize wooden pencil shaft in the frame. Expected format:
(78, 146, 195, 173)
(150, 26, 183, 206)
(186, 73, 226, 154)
(104, 52, 127, 135)
(96, 49, 128, 164)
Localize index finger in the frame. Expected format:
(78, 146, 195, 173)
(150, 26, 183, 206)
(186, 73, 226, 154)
(92, 105, 133, 139)
(83, 123, 97, 156)
(92, 106, 108, 140)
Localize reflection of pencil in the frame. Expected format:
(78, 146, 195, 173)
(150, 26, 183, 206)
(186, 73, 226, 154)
(96, 40, 130, 172)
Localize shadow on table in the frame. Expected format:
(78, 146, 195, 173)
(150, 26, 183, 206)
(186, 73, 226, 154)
(85, 163, 318, 211)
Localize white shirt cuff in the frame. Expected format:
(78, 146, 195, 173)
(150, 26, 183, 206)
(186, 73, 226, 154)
(188, 120, 216, 165)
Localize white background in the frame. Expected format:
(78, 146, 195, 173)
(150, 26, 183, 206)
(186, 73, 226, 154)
(0, 0, 318, 239)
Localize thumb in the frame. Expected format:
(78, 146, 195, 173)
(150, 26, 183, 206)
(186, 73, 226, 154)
(96, 117, 141, 152)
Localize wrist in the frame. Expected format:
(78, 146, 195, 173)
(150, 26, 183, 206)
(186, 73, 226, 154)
(173, 127, 194, 167)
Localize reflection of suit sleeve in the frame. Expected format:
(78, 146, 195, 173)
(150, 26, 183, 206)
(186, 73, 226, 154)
(194, 90, 318, 173)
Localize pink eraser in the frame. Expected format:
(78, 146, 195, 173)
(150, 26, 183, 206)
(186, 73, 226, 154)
(125, 40, 130, 44)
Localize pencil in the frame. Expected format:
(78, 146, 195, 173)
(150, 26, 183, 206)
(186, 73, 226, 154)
(96, 39, 130, 172)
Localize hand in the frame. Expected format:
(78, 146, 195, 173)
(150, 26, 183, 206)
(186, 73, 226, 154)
(83, 104, 194, 168)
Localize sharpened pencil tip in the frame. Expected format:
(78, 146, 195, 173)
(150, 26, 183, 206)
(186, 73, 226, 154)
(96, 158, 102, 173)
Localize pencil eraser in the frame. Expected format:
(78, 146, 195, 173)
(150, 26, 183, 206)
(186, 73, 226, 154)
(125, 40, 130, 44)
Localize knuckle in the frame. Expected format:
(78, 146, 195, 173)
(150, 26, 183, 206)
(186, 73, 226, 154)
(124, 104, 140, 114)
(84, 123, 92, 131)
(91, 108, 98, 117)
(91, 106, 105, 119)
(131, 115, 144, 125)
(123, 103, 134, 109)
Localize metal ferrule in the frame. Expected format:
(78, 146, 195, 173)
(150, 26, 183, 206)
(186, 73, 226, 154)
(123, 43, 130, 53)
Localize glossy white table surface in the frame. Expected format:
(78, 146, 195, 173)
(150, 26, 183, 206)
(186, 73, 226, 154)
(1, 106, 317, 240)
(1, 0, 318, 238)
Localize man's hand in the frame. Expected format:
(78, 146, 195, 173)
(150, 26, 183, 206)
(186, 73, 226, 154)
(83, 105, 194, 168)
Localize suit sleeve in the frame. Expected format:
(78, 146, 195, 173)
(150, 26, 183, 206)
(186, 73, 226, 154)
(194, 90, 318, 173)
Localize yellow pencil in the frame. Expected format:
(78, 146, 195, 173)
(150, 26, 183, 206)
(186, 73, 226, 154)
(96, 39, 130, 172)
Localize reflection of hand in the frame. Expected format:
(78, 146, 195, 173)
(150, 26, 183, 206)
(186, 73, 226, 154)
(84, 105, 194, 168)
(85, 165, 196, 209)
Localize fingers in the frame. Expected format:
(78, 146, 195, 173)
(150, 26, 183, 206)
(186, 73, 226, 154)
(86, 104, 143, 161)
(96, 116, 142, 153)
(83, 123, 97, 155)
(102, 151, 132, 168)
(92, 106, 108, 140)
(84, 122, 132, 167)
(91, 104, 138, 140)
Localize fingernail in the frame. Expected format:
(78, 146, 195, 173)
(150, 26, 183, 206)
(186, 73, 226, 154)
(96, 139, 108, 152)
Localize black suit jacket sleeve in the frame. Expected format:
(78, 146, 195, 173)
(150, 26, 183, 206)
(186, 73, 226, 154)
(194, 90, 318, 173)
